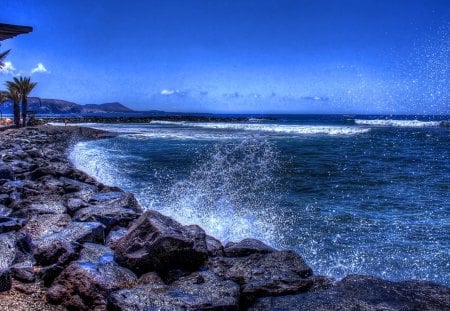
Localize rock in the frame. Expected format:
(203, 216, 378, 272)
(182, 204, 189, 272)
(0, 268, 12, 292)
(206, 235, 225, 257)
(109, 271, 240, 310)
(89, 191, 142, 212)
(248, 275, 450, 311)
(0, 163, 15, 180)
(33, 221, 105, 266)
(224, 238, 276, 257)
(106, 226, 127, 250)
(138, 271, 164, 285)
(11, 261, 35, 283)
(0, 232, 32, 270)
(22, 213, 72, 240)
(30, 166, 59, 180)
(0, 216, 26, 233)
(65, 198, 87, 215)
(208, 250, 313, 305)
(114, 210, 208, 274)
(11, 200, 66, 218)
(47, 243, 137, 310)
(0, 205, 12, 217)
(0, 194, 10, 205)
(73, 205, 140, 230)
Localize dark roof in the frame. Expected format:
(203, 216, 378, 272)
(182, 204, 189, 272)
(0, 23, 33, 41)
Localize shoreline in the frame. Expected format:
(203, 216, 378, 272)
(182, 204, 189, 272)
(0, 125, 448, 310)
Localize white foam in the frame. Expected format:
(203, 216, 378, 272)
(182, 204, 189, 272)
(354, 119, 441, 127)
(153, 121, 370, 136)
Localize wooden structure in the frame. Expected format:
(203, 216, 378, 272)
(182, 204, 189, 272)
(0, 23, 33, 41)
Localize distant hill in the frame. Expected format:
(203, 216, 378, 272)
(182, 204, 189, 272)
(0, 98, 135, 114)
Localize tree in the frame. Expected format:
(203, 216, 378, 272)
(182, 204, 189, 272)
(0, 49, 10, 69)
(5, 87, 20, 127)
(6, 77, 37, 127)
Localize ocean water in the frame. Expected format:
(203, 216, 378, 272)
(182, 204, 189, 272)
(68, 115, 450, 285)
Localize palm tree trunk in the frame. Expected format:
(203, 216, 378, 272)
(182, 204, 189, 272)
(14, 100, 20, 127)
(21, 97, 27, 127)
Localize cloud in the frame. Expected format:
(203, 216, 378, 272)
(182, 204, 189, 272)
(31, 63, 49, 74)
(161, 89, 176, 95)
(0, 61, 16, 75)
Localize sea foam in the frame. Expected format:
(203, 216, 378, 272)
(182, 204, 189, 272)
(354, 119, 442, 127)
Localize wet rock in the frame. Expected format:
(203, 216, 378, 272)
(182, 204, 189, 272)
(106, 226, 127, 250)
(0, 232, 32, 269)
(109, 271, 240, 311)
(208, 250, 313, 305)
(0, 205, 12, 217)
(73, 205, 140, 230)
(65, 197, 87, 215)
(0, 268, 12, 292)
(30, 166, 59, 180)
(89, 191, 142, 212)
(0, 216, 26, 233)
(11, 260, 35, 283)
(33, 221, 105, 266)
(22, 213, 71, 240)
(47, 243, 137, 310)
(11, 200, 66, 218)
(114, 210, 208, 274)
(248, 275, 450, 311)
(224, 238, 276, 257)
(206, 235, 225, 257)
(0, 163, 15, 180)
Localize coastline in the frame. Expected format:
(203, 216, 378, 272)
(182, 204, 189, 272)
(0, 125, 448, 310)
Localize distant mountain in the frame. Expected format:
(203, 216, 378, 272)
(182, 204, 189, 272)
(0, 98, 135, 114)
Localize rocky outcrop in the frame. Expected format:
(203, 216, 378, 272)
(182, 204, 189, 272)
(0, 125, 448, 311)
(114, 210, 208, 274)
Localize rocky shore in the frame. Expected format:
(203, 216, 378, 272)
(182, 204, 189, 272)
(0, 125, 448, 310)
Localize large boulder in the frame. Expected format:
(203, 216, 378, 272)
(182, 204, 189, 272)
(109, 271, 240, 310)
(73, 205, 140, 231)
(88, 191, 142, 213)
(0, 232, 32, 270)
(114, 210, 208, 274)
(248, 275, 450, 310)
(208, 250, 313, 305)
(224, 238, 276, 257)
(47, 243, 137, 310)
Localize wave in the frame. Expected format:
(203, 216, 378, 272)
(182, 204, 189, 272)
(151, 121, 370, 136)
(354, 119, 442, 127)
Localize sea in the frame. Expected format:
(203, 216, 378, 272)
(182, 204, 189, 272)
(66, 114, 449, 286)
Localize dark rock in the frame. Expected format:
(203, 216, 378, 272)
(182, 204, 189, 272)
(22, 213, 71, 240)
(11, 260, 35, 283)
(224, 238, 276, 257)
(206, 235, 225, 257)
(0, 163, 15, 180)
(0, 204, 12, 217)
(248, 275, 450, 311)
(39, 264, 65, 286)
(0, 194, 10, 205)
(30, 166, 59, 180)
(0, 232, 32, 269)
(89, 191, 142, 212)
(208, 250, 313, 305)
(105, 226, 127, 250)
(0, 216, 26, 233)
(33, 221, 105, 266)
(47, 244, 137, 310)
(65, 197, 87, 215)
(73, 205, 140, 230)
(109, 271, 240, 311)
(11, 200, 66, 218)
(114, 210, 208, 274)
(138, 271, 164, 285)
(0, 268, 12, 292)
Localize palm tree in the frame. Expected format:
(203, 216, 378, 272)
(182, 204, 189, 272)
(7, 77, 37, 127)
(5, 87, 20, 127)
(0, 49, 10, 69)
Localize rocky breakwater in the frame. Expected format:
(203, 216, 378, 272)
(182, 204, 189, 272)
(0, 125, 449, 311)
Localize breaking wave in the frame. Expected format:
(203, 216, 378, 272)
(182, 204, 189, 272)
(354, 119, 442, 127)
(151, 121, 370, 136)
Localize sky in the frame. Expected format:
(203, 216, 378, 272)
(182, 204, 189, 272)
(1, 0, 449, 114)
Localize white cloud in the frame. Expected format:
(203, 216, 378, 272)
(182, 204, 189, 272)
(161, 89, 176, 95)
(31, 62, 48, 74)
(0, 61, 16, 74)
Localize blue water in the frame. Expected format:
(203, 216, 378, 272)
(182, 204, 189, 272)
(69, 115, 450, 285)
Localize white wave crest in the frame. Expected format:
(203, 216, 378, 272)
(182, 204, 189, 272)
(152, 121, 370, 136)
(354, 119, 441, 127)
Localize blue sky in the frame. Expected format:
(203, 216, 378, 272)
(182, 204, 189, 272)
(1, 0, 449, 114)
